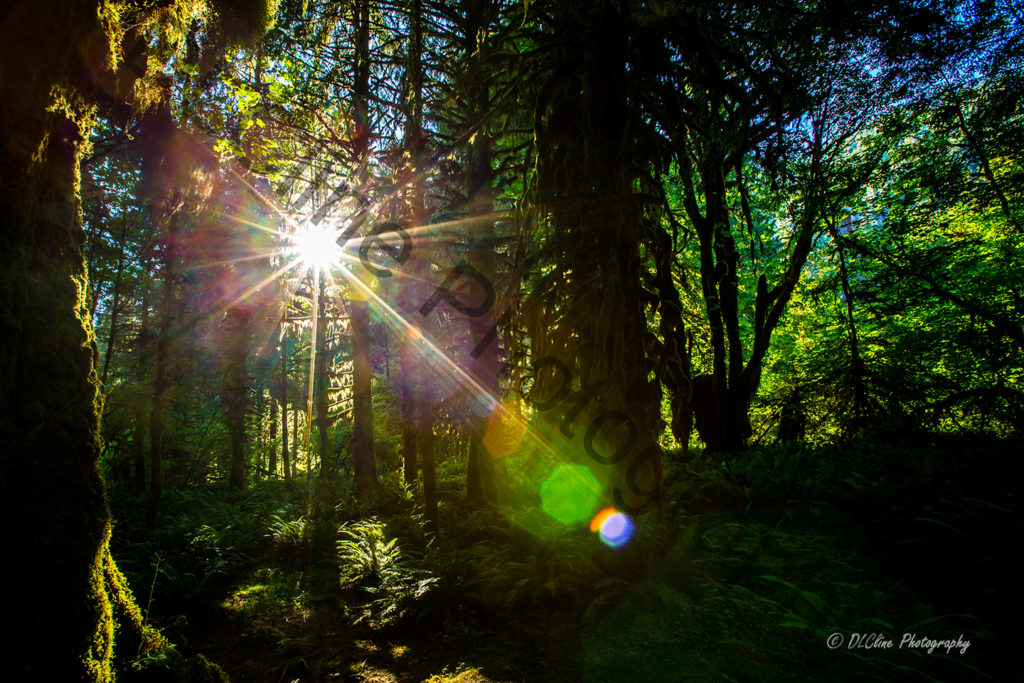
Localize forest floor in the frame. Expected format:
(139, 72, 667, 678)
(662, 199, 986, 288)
(110, 432, 1023, 682)
(183, 562, 572, 682)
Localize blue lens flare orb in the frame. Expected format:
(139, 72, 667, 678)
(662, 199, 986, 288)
(590, 507, 634, 549)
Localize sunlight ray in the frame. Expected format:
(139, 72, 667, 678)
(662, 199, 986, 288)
(217, 260, 304, 319)
(188, 252, 288, 270)
(216, 210, 295, 239)
(397, 211, 509, 240)
(214, 146, 603, 505)
(327, 265, 560, 464)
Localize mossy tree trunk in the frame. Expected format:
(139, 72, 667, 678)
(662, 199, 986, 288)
(0, 2, 169, 678)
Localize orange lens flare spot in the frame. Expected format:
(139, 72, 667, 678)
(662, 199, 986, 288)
(590, 507, 617, 533)
(482, 400, 527, 459)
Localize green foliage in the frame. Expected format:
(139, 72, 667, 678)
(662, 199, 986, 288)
(755, 73, 1024, 442)
(436, 507, 602, 616)
(337, 518, 402, 585)
(423, 667, 487, 683)
(110, 483, 295, 614)
(337, 518, 440, 628)
(267, 507, 309, 566)
(128, 649, 228, 683)
(220, 566, 305, 624)
(268, 510, 307, 547)
(59, 1, 1024, 680)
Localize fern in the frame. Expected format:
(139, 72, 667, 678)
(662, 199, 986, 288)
(336, 518, 440, 628)
(336, 518, 402, 585)
(269, 511, 307, 548)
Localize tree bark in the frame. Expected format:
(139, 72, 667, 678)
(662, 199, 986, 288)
(348, 0, 378, 495)
(293, 405, 300, 479)
(148, 249, 171, 523)
(316, 276, 332, 479)
(269, 393, 278, 476)
(281, 332, 291, 490)
(224, 306, 251, 490)
(351, 301, 377, 491)
(0, 3, 171, 677)
(100, 217, 129, 389)
(401, 387, 418, 487)
(828, 220, 869, 429)
(650, 219, 693, 451)
(461, 0, 500, 508)
(532, 0, 662, 509)
(950, 91, 1022, 236)
(134, 290, 152, 490)
(419, 422, 439, 533)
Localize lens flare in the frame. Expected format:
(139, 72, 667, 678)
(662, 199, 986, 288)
(481, 399, 526, 459)
(540, 464, 601, 525)
(290, 223, 342, 272)
(589, 507, 617, 532)
(596, 510, 634, 549)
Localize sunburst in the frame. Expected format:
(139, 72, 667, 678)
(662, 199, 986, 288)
(288, 222, 343, 273)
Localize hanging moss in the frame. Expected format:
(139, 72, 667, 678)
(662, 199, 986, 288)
(208, 0, 281, 48)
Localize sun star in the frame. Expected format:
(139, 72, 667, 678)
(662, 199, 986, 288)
(290, 222, 343, 272)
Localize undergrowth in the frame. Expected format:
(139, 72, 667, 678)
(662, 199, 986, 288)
(106, 432, 1021, 681)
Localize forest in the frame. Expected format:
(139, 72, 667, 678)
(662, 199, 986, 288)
(1, 0, 1022, 680)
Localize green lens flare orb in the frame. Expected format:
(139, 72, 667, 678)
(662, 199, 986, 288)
(540, 464, 601, 524)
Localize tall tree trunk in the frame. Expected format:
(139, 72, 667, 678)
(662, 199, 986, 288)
(351, 302, 376, 490)
(148, 200, 177, 525)
(650, 221, 694, 452)
(224, 307, 251, 489)
(950, 91, 1022, 235)
(419, 421, 438, 532)
(401, 388, 418, 486)
(349, 0, 378, 495)
(691, 146, 750, 453)
(281, 333, 291, 490)
(133, 405, 148, 491)
(461, 0, 500, 508)
(532, 0, 662, 511)
(138, 94, 195, 522)
(293, 405, 300, 479)
(394, 0, 445, 514)
(0, 4, 167, 676)
(269, 394, 278, 475)
(316, 276, 332, 479)
(100, 217, 129, 389)
(679, 126, 820, 452)
(828, 220, 869, 429)
(134, 289, 152, 490)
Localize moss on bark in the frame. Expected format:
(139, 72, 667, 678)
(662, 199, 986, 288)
(0, 0, 262, 679)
